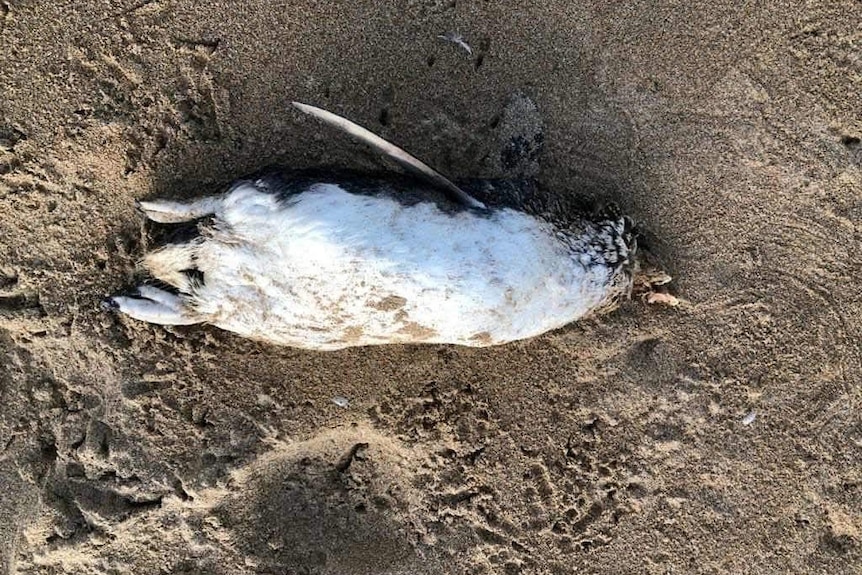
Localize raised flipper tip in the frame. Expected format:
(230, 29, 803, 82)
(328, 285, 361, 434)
(290, 101, 487, 211)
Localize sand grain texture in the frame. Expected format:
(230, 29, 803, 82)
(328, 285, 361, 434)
(1, 1, 861, 573)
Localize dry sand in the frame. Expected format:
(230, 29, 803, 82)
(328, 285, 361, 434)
(1, 1, 861, 573)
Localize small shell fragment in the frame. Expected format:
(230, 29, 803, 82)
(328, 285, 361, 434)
(331, 396, 350, 408)
(646, 292, 680, 306)
(742, 411, 757, 425)
(438, 31, 473, 55)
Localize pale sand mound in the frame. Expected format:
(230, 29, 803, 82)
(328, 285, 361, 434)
(1, 1, 861, 574)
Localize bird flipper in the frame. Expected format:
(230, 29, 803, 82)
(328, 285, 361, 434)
(291, 101, 486, 210)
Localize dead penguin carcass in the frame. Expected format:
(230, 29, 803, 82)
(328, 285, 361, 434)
(105, 103, 671, 350)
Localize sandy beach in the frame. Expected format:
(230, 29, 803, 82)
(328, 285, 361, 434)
(1, 1, 860, 573)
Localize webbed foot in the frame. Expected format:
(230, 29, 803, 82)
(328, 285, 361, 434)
(104, 286, 199, 325)
(136, 197, 221, 223)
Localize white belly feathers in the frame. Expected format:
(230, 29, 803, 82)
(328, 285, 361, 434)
(187, 183, 610, 349)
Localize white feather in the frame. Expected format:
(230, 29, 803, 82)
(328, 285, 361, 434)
(153, 182, 619, 350)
